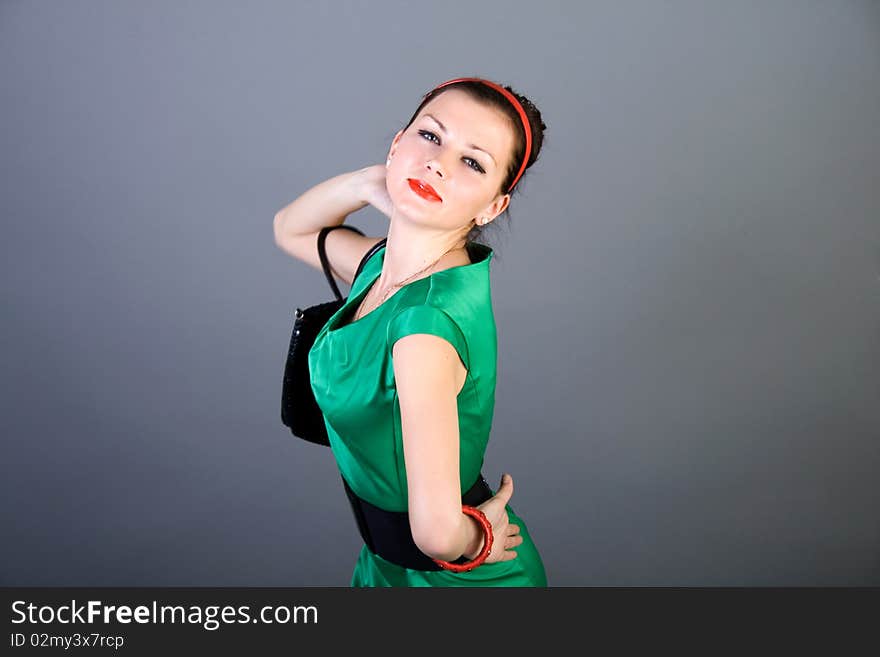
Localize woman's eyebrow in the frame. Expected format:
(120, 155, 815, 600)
(423, 113, 496, 165)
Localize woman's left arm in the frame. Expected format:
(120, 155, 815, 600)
(392, 333, 481, 562)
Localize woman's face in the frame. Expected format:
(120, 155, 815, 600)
(385, 88, 515, 235)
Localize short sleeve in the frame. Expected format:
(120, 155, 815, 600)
(386, 305, 469, 371)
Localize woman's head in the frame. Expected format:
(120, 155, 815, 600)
(385, 78, 547, 247)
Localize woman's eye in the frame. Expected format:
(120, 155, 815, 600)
(464, 158, 485, 173)
(418, 130, 485, 174)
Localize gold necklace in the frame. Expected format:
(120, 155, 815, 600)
(353, 244, 464, 322)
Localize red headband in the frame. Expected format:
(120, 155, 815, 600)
(428, 77, 532, 193)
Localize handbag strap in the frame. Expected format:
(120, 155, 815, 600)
(317, 225, 388, 301)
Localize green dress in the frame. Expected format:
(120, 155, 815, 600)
(308, 241, 547, 587)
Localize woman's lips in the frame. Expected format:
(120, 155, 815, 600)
(407, 178, 442, 202)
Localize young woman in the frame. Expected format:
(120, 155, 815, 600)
(274, 77, 548, 586)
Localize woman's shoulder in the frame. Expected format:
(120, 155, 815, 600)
(388, 242, 495, 334)
(392, 284, 495, 347)
(387, 283, 496, 376)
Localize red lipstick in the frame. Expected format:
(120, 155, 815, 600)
(407, 178, 442, 202)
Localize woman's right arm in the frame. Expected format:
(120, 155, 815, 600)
(273, 166, 389, 285)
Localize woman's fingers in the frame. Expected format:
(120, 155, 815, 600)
(501, 523, 524, 551)
(479, 478, 524, 563)
(504, 535, 524, 549)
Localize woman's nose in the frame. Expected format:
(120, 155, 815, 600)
(425, 158, 445, 179)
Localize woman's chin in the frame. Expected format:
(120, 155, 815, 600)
(389, 195, 442, 220)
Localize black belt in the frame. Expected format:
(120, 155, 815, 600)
(341, 472, 493, 571)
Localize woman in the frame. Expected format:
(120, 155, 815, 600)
(274, 77, 548, 586)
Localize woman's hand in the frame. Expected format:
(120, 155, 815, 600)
(466, 474, 524, 563)
(354, 164, 394, 219)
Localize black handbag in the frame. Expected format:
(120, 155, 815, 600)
(281, 224, 387, 446)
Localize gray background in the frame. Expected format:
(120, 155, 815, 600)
(2, 0, 878, 586)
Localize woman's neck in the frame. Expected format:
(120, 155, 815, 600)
(376, 220, 470, 290)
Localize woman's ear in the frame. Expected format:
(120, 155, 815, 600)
(481, 193, 510, 225)
(388, 129, 404, 163)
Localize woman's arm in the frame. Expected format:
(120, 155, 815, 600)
(273, 165, 392, 283)
(392, 332, 482, 561)
(273, 167, 370, 237)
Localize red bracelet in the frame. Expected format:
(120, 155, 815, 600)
(431, 505, 494, 573)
